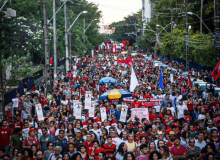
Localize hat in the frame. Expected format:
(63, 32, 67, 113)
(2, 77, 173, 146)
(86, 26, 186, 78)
(76, 129, 81, 133)
(138, 124, 143, 128)
(157, 131, 163, 136)
(172, 122, 178, 127)
(207, 120, 213, 124)
(169, 131, 175, 136)
(29, 129, 36, 133)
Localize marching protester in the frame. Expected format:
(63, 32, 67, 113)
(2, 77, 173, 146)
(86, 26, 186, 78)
(1, 50, 220, 160)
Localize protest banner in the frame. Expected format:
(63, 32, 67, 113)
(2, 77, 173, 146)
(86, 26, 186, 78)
(100, 107, 107, 121)
(119, 105, 128, 122)
(35, 104, 44, 121)
(75, 103, 82, 119)
(131, 108, 149, 121)
(88, 103, 95, 117)
(85, 91, 92, 109)
(12, 99, 18, 108)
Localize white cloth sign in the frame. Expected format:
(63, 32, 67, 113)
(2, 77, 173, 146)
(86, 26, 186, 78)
(131, 108, 149, 121)
(100, 107, 107, 121)
(35, 104, 44, 121)
(85, 91, 92, 109)
(88, 103, 95, 117)
(75, 103, 82, 119)
(130, 67, 139, 92)
(170, 74, 174, 83)
(119, 105, 128, 122)
(74, 101, 81, 116)
(12, 99, 18, 108)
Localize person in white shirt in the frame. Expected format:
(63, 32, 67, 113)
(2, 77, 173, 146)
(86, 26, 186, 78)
(116, 131, 128, 150)
(90, 122, 102, 140)
(195, 132, 206, 150)
(177, 100, 188, 119)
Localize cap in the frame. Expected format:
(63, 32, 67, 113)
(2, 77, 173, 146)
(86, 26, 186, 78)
(138, 124, 143, 128)
(76, 129, 81, 133)
(207, 120, 213, 124)
(29, 128, 36, 133)
(172, 122, 178, 127)
(169, 131, 175, 136)
(157, 131, 163, 136)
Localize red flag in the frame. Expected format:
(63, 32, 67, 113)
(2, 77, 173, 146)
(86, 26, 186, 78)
(116, 56, 133, 67)
(188, 74, 192, 87)
(211, 60, 220, 80)
(50, 57, 53, 65)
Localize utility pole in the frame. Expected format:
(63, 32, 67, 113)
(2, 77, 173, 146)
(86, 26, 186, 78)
(64, 2, 69, 73)
(215, 0, 220, 60)
(200, 0, 203, 33)
(83, 18, 85, 44)
(184, 0, 189, 71)
(43, 0, 51, 92)
(69, 31, 72, 65)
(53, 0, 57, 81)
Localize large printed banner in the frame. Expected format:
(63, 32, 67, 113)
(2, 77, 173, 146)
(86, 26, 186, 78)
(100, 107, 107, 121)
(123, 98, 163, 106)
(85, 91, 92, 109)
(35, 104, 44, 121)
(88, 102, 95, 117)
(131, 108, 149, 121)
(119, 105, 128, 122)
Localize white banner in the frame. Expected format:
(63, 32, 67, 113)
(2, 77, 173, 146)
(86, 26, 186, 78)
(170, 74, 174, 83)
(85, 91, 92, 109)
(100, 107, 107, 122)
(75, 103, 82, 119)
(131, 108, 149, 121)
(12, 99, 18, 108)
(88, 102, 95, 117)
(119, 105, 128, 122)
(35, 104, 44, 121)
(74, 101, 81, 116)
(72, 100, 79, 116)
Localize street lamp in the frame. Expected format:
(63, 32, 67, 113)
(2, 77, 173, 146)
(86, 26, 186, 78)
(85, 19, 98, 33)
(65, 10, 87, 72)
(187, 12, 213, 35)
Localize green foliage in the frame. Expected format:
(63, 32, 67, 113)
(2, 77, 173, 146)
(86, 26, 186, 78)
(109, 11, 142, 44)
(160, 29, 215, 67)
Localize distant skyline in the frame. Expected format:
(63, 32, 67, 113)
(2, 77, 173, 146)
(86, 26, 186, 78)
(86, 0, 142, 25)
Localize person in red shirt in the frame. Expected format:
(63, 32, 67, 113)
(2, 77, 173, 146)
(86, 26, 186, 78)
(0, 120, 12, 154)
(138, 124, 146, 139)
(149, 108, 158, 122)
(144, 97, 154, 108)
(40, 94, 48, 107)
(88, 140, 105, 159)
(102, 136, 116, 158)
(131, 98, 141, 108)
(166, 131, 176, 150)
(83, 134, 93, 153)
(23, 128, 40, 149)
(99, 84, 107, 92)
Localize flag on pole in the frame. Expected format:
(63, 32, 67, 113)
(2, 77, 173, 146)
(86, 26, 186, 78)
(116, 56, 133, 67)
(211, 60, 220, 80)
(130, 67, 139, 92)
(188, 74, 193, 87)
(159, 70, 163, 91)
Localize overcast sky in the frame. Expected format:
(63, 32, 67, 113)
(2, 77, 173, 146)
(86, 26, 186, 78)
(87, 0, 142, 25)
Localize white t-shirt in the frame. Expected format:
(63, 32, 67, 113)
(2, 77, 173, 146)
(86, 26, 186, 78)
(198, 114, 205, 120)
(90, 129, 102, 140)
(177, 104, 188, 119)
(167, 107, 176, 116)
(195, 139, 206, 150)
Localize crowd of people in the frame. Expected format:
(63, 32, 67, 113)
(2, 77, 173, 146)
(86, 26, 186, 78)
(1, 51, 220, 160)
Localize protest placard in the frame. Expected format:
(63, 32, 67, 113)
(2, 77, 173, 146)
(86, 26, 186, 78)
(100, 107, 107, 121)
(131, 108, 149, 121)
(85, 91, 92, 109)
(35, 104, 44, 121)
(119, 105, 128, 122)
(12, 99, 18, 108)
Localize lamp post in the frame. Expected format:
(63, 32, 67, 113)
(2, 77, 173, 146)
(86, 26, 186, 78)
(85, 19, 98, 32)
(187, 12, 213, 35)
(65, 10, 87, 72)
(83, 18, 97, 46)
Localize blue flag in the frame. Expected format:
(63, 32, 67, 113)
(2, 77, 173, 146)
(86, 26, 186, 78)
(159, 70, 163, 91)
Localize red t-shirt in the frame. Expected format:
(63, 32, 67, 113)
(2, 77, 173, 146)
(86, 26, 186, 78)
(132, 101, 141, 108)
(149, 114, 158, 121)
(83, 141, 93, 153)
(88, 147, 106, 159)
(23, 137, 40, 147)
(0, 127, 12, 146)
(144, 102, 154, 108)
(170, 145, 187, 156)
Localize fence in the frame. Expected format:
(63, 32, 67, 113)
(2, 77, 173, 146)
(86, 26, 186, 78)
(166, 56, 214, 72)
(4, 59, 66, 106)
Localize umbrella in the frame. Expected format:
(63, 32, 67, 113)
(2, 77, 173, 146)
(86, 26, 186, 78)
(99, 77, 117, 84)
(100, 89, 132, 100)
(121, 51, 128, 55)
